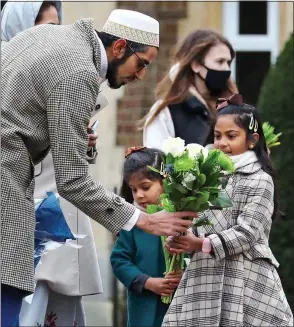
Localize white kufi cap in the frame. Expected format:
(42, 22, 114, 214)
(102, 9, 159, 47)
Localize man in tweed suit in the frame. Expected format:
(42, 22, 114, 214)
(1, 9, 193, 325)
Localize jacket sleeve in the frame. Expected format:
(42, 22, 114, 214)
(208, 174, 274, 260)
(110, 230, 149, 291)
(46, 71, 136, 235)
(143, 102, 174, 149)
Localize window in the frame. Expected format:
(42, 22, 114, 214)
(223, 1, 279, 105)
(235, 51, 271, 105)
(239, 1, 267, 35)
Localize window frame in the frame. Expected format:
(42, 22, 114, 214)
(222, 1, 280, 80)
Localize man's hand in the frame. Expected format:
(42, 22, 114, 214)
(87, 123, 98, 149)
(136, 211, 195, 236)
(88, 133, 98, 148)
(144, 276, 180, 297)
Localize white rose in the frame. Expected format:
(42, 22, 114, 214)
(185, 143, 208, 159)
(162, 137, 185, 157)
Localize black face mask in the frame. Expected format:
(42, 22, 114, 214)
(200, 65, 231, 95)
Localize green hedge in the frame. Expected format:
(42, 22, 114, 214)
(258, 33, 294, 311)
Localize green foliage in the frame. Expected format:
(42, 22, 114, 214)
(146, 204, 162, 214)
(262, 122, 282, 148)
(258, 33, 294, 310)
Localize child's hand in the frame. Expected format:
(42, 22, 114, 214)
(165, 270, 183, 280)
(144, 277, 180, 297)
(165, 229, 202, 254)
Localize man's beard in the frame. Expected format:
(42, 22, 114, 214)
(106, 58, 126, 89)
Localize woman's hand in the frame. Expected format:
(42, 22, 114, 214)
(165, 229, 203, 254)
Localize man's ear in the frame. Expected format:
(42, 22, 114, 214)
(112, 39, 127, 59)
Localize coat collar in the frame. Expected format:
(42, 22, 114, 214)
(231, 151, 261, 174)
(94, 32, 108, 83)
(73, 19, 101, 75)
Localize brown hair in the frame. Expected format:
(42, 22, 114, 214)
(140, 29, 238, 129)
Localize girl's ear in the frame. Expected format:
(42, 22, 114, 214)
(249, 133, 260, 149)
(252, 132, 260, 143)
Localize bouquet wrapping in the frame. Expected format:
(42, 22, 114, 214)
(34, 192, 85, 269)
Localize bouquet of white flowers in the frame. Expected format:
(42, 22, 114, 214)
(146, 137, 235, 303)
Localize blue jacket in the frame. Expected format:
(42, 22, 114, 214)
(110, 227, 169, 327)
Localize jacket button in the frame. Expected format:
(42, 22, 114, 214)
(106, 207, 114, 214)
(114, 196, 124, 206)
(95, 104, 101, 111)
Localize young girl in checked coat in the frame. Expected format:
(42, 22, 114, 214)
(163, 94, 293, 327)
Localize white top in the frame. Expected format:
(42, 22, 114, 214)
(143, 100, 175, 149)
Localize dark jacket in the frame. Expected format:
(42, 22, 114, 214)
(169, 95, 213, 145)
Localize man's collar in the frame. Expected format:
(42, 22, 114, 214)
(94, 31, 108, 83)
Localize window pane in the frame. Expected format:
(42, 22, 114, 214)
(239, 1, 267, 35)
(236, 51, 271, 105)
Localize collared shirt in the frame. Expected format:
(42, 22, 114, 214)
(94, 31, 107, 83)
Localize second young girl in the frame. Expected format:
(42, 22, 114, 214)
(163, 94, 293, 326)
(110, 147, 183, 327)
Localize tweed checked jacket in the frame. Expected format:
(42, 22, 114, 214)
(1, 19, 136, 293)
(163, 152, 293, 326)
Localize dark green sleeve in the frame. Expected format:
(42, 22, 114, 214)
(110, 230, 148, 290)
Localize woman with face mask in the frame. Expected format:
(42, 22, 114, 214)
(142, 29, 238, 148)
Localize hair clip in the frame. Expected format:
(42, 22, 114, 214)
(125, 146, 146, 158)
(160, 162, 168, 178)
(249, 114, 258, 133)
(249, 115, 254, 131)
(254, 119, 258, 133)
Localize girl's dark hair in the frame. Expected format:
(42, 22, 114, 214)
(120, 148, 165, 204)
(35, 1, 57, 24)
(216, 103, 279, 218)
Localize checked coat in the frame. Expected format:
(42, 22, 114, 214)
(1, 19, 136, 294)
(163, 152, 293, 327)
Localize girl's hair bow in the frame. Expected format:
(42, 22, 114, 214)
(216, 93, 244, 111)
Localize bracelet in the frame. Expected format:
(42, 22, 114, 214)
(202, 237, 212, 253)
